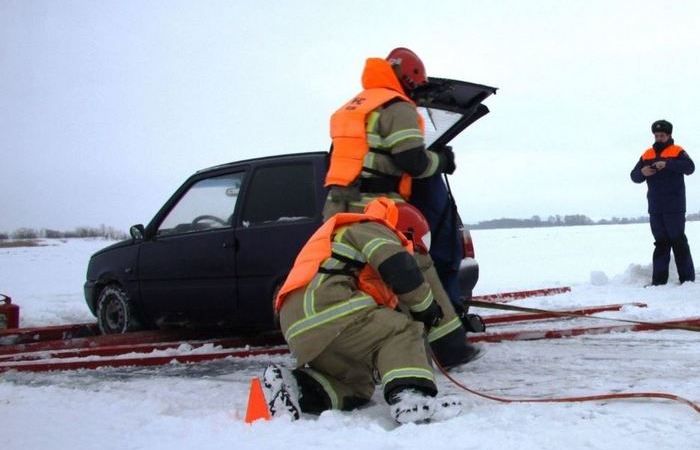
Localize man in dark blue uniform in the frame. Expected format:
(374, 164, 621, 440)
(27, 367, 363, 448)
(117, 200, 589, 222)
(410, 149, 487, 334)
(630, 119, 695, 285)
(409, 172, 463, 305)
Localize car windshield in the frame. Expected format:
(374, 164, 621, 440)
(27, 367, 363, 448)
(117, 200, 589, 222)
(157, 173, 244, 236)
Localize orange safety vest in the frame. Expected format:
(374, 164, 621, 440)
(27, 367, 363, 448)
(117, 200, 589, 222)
(641, 144, 684, 160)
(275, 212, 412, 312)
(326, 58, 424, 200)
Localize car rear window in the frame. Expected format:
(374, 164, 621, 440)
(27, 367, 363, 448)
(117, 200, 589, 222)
(240, 163, 316, 226)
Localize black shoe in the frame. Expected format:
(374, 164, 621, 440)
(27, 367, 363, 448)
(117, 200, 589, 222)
(431, 328, 485, 370)
(460, 313, 486, 333)
(457, 343, 485, 366)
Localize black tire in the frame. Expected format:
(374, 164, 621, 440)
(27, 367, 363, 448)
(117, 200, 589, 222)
(96, 285, 142, 334)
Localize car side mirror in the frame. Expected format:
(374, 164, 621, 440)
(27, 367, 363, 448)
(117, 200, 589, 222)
(130, 224, 145, 241)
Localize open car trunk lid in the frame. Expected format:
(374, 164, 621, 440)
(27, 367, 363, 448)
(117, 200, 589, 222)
(412, 77, 498, 149)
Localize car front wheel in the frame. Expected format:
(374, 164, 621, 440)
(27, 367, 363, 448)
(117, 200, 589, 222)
(96, 285, 142, 334)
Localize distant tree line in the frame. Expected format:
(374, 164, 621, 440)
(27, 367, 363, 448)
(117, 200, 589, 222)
(469, 211, 700, 230)
(3, 212, 699, 237)
(0, 225, 128, 241)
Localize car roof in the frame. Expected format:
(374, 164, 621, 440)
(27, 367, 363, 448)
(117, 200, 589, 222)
(195, 151, 327, 175)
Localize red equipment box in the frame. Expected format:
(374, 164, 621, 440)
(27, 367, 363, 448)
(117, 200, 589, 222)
(0, 294, 19, 329)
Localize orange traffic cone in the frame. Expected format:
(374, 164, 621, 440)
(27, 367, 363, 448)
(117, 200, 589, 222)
(244, 377, 271, 424)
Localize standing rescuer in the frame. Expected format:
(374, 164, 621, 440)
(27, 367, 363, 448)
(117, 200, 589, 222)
(264, 198, 463, 424)
(630, 119, 696, 285)
(323, 47, 481, 363)
(323, 47, 455, 219)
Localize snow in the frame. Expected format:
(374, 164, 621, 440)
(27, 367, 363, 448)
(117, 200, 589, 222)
(1, 223, 700, 450)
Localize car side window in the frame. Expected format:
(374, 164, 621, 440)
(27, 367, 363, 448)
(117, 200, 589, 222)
(240, 163, 316, 227)
(157, 172, 244, 236)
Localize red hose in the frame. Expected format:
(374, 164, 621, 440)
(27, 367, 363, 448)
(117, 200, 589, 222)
(435, 358, 700, 415)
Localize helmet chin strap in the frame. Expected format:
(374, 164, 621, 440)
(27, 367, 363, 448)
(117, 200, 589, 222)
(387, 58, 416, 94)
(402, 77, 416, 92)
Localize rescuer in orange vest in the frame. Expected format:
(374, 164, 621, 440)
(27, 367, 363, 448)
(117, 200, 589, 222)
(323, 47, 455, 219)
(630, 119, 695, 285)
(325, 47, 469, 319)
(262, 198, 463, 424)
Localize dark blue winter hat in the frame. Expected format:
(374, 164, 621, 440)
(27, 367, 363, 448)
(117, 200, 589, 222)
(651, 120, 672, 134)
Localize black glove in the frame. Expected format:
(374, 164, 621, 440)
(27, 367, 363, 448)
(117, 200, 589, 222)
(437, 146, 456, 174)
(411, 301, 444, 330)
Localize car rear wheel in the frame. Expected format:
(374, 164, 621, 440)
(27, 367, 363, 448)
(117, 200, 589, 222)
(96, 285, 142, 334)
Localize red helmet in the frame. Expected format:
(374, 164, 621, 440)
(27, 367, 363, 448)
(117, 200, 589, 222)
(386, 47, 427, 92)
(396, 203, 431, 253)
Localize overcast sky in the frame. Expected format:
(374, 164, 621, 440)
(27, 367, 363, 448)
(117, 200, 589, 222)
(2, 0, 700, 232)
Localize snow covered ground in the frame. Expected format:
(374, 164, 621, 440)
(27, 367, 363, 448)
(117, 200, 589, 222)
(1, 222, 699, 450)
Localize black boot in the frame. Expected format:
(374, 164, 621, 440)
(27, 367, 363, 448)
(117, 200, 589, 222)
(291, 369, 332, 415)
(671, 235, 696, 283)
(293, 369, 371, 413)
(453, 302, 486, 333)
(430, 327, 483, 369)
(460, 312, 486, 333)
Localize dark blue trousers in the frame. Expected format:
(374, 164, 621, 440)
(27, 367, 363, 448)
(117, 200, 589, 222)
(649, 213, 695, 284)
(410, 175, 463, 309)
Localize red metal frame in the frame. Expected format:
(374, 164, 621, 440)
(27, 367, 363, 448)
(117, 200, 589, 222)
(0, 329, 204, 356)
(3, 287, 697, 374)
(2, 315, 698, 373)
(483, 302, 647, 326)
(470, 317, 700, 343)
(0, 333, 286, 363)
(0, 346, 290, 373)
(473, 287, 571, 303)
(0, 323, 98, 347)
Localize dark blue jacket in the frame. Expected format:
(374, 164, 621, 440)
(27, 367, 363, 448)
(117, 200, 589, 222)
(409, 174, 463, 270)
(630, 140, 695, 213)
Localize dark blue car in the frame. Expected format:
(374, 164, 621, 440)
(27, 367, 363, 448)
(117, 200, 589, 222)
(84, 77, 496, 334)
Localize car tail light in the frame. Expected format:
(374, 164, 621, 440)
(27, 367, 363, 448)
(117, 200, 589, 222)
(461, 228, 475, 259)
